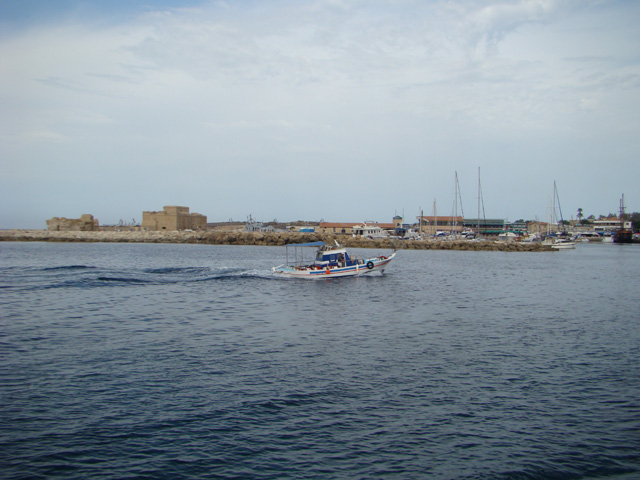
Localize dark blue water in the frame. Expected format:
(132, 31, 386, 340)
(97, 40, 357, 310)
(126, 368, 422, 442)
(1, 241, 639, 479)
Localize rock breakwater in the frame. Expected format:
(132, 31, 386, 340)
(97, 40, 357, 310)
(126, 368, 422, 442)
(0, 230, 554, 251)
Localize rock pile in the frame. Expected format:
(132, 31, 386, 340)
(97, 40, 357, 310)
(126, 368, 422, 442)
(0, 229, 554, 251)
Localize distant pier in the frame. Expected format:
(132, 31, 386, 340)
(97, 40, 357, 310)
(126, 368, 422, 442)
(0, 229, 555, 251)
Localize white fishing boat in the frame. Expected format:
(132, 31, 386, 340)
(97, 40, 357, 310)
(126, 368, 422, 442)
(521, 233, 540, 243)
(497, 231, 518, 243)
(352, 222, 389, 239)
(551, 238, 576, 250)
(575, 232, 602, 242)
(542, 235, 576, 249)
(272, 241, 396, 279)
(602, 233, 614, 243)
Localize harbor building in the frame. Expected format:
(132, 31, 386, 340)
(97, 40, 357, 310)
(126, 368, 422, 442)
(317, 222, 395, 235)
(506, 220, 528, 235)
(245, 222, 275, 233)
(527, 221, 559, 235)
(318, 222, 361, 234)
(417, 216, 465, 235)
(593, 216, 622, 233)
(462, 218, 506, 236)
(142, 206, 207, 231)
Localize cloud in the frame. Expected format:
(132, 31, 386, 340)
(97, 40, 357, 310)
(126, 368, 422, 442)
(467, 0, 563, 49)
(24, 130, 69, 143)
(1, 0, 639, 228)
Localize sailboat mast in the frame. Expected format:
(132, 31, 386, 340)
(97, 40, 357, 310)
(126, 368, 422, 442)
(554, 181, 567, 234)
(477, 167, 480, 233)
(433, 199, 437, 236)
(552, 181, 557, 228)
(456, 172, 464, 218)
(453, 172, 458, 230)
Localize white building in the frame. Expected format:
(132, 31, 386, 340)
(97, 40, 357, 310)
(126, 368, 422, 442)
(593, 217, 622, 232)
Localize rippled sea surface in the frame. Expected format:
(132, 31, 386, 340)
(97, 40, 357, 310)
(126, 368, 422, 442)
(1, 241, 639, 479)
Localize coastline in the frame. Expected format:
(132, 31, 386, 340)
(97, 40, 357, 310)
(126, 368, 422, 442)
(0, 229, 554, 252)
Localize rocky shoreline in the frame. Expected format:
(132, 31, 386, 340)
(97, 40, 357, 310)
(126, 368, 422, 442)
(0, 229, 555, 252)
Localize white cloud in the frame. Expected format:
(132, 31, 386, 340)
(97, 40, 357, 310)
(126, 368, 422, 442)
(24, 130, 69, 143)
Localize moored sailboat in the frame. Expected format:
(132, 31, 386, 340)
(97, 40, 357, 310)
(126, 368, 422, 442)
(549, 181, 575, 250)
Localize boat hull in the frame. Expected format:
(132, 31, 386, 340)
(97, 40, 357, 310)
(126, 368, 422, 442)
(613, 230, 633, 243)
(551, 241, 576, 250)
(273, 252, 396, 279)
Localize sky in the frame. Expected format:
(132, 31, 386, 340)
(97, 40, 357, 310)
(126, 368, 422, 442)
(1, 0, 639, 228)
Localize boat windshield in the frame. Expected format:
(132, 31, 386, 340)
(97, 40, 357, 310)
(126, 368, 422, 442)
(316, 250, 351, 266)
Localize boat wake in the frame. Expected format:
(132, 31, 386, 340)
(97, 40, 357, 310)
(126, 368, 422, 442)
(96, 266, 275, 286)
(4, 265, 277, 291)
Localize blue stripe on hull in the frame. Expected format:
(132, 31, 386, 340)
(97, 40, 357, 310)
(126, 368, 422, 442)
(307, 258, 392, 276)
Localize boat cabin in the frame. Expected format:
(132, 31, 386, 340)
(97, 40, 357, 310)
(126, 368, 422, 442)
(315, 246, 356, 267)
(282, 241, 366, 269)
(352, 223, 388, 238)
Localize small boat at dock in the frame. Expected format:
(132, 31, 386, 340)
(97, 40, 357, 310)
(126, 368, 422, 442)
(272, 241, 396, 278)
(550, 238, 576, 250)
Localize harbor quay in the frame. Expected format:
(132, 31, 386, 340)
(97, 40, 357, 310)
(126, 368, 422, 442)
(0, 229, 554, 252)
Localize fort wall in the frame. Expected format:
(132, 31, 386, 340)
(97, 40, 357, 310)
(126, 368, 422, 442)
(142, 206, 207, 231)
(46, 214, 99, 231)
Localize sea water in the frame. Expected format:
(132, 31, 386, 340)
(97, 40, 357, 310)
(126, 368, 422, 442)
(1, 241, 639, 479)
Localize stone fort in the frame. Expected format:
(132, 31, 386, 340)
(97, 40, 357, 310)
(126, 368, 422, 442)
(47, 214, 99, 231)
(142, 206, 207, 231)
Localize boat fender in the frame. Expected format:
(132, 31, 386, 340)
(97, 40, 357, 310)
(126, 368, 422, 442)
(366, 261, 374, 270)
(326, 268, 331, 274)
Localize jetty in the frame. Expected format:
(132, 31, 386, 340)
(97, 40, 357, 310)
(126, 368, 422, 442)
(0, 229, 554, 252)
